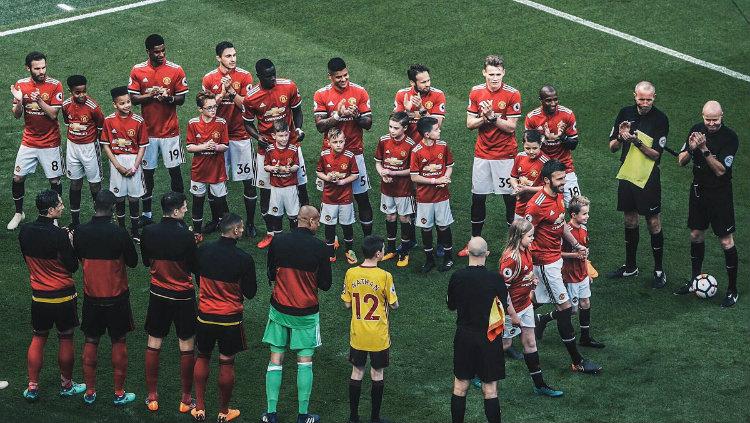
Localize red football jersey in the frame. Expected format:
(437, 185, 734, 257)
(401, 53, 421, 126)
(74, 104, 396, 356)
(374, 134, 416, 198)
(62, 96, 104, 144)
(100, 112, 149, 155)
(128, 60, 189, 138)
(15, 76, 64, 148)
(393, 86, 446, 141)
(525, 190, 566, 265)
(524, 106, 578, 172)
(264, 143, 299, 188)
(409, 140, 453, 203)
(202, 67, 254, 140)
(562, 222, 589, 283)
(186, 116, 229, 183)
(467, 83, 522, 160)
(500, 248, 535, 311)
(313, 82, 371, 155)
(511, 152, 549, 215)
(316, 149, 359, 205)
(242, 79, 302, 153)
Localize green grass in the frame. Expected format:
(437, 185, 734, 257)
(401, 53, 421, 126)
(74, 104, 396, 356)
(0, 1, 748, 422)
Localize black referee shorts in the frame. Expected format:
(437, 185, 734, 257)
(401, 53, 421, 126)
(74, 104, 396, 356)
(144, 293, 197, 340)
(349, 347, 390, 369)
(617, 171, 661, 217)
(31, 298, 79, 333)
(195, 321, 247, 357)
(688, 184, 735, 236)
(81, 297, 134, 340)
(453, 328, 505, 383)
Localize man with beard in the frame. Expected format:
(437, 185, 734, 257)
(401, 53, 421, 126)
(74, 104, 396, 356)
(393, 64, 446, 142)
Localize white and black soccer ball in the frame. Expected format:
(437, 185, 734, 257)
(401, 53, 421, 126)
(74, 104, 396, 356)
(691, 273, 718, 299)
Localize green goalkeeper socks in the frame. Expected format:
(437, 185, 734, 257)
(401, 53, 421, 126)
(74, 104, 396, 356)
(265, 363, 283, 413)
(297, 362, 313, 414)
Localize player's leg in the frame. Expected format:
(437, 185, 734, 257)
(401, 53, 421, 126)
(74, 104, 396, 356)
(261, 313, 290, 421)
(608, 180, 640, 278)
(178, 337, 196, 412)
(115, 197, 127, 228)
(192, 321, 216, 419)
(144, 335, 163, 409)
(161, 135, 185, 194)
(384, 213, 398, 258)
(416, 202, 435, 272)
(140, 138, 159, 224)
(217, 353, 238, 420)
(369, 349, 389, 423)
(191, 190, 206, 234)
(342, 222, 356, 264)
(479, 381, 501, 423)
(577, 295, 603, 348)
(25, 326, 48, 400)
(324, 223, 337, 262)
(348, 349, 366, 423)
(521, 326, 562, 397)
(286, 185, 300, 230)
(354, 192, 373, 237)
(127, 196, 140, 240)
(451, 378, 470, 423)
(55, 297, 84, 396)
(243, 180, 258, 237)
(82, 336, 100, 403)
(719, 234, 738, 307)
(66, 142, 85, 228)
(397, 214, 414, 267)
(10, 174, 26, 229)
(296, 352, 318, 423)
(296, 147, 309, 206)
(68, 179, 84, 228)
(168, 165, 184, 193)
(646, 212, 666, 288)
(211, 183, 229, 222)
(436, 200, 455, 271)
(110, 297, 136, 405)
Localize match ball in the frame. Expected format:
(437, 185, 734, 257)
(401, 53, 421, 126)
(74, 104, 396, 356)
(691, 274, 718, 299)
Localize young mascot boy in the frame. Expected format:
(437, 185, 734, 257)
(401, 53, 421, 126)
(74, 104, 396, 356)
(263, 120, 300, 238)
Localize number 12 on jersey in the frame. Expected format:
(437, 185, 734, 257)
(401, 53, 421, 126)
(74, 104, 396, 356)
(351, 292, 380, 321)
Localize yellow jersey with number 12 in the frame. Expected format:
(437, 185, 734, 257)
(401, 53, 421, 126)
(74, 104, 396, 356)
(341, 265, 398, 351)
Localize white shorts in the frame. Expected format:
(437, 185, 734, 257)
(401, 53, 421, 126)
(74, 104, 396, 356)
(65, 141, 102, 182)
(563, 172, 581, 206)
(472, 158, 514, 195)
(14, 145, 64, 178)
(416, 199, 454, 228)
(502, 304, 534, 338)
(255, 152, 271, 188)
(190, 180, 227, 197)
(109, 154, 145, 198)
(143, 135, 182, 170)
(315, 153, 369, 194)
(227, 139, 255, 182)
(565, 276, 591, 310)
(380, 194, 415, 216)
(269, 185, 300, 217)
(321, 202, 355, 225)
(533, 259, 570, 305)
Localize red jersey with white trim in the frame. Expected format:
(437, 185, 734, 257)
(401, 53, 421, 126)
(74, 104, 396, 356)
(317, 149, 358, 205)
(100, 112, 149, 155)
(393, 86, 446, 141)
(562, 222, 589, 283)
(15, 77, 64, 148)
(265, 143, 300, 188)
(500, 248, 535, 311)
(62, 96, 104, 144)
(467, 83, 522, 160)
(511, 152, 549, 215)
(242, 79, 302, 153)
(525, 190, 566, 265)
(202, 67, 253, 140)
(128, 60, 189, 138)
(313, 82, 371, 155)
(524, 106, 578, 172)
(186, 116, 229, 184)
(374, 134, 416, 197)
(410, 140, 454, 203)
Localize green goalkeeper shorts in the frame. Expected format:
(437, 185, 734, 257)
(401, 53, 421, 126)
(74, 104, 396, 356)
(262, 306, 321, 354)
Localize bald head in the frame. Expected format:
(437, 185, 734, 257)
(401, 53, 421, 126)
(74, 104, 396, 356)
(297, 205, 321, 232)
(634, 81, 655, 94)
(702, 100, 722, 116)
(702, 100, 723, 132)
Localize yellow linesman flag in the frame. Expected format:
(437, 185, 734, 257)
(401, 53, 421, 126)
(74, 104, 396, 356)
(616, 130, 655, 188)
(487, 296, 506, 341)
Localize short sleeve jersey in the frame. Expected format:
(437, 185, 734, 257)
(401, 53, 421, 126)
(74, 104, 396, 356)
(264, 144, 300, 188)
(609, 105, 669, 166)
(410, 140, 454, 203)
(128, 60, 189, 138)
(525, 190, 566, 265)
(100, 112, 149, 155)
(202, 67, 254, 140)
(15, 77, 64, 148)
(524, 106, 578, 172)
(186, 116, 229, 184)
(562, 222, 589, 283)
(62, 96, 105, 144)
(242, 79, 302, 153)
(680, 123, 739, 188)
(341, 265, 398, 351)
(316, 149, 359, 205)
(467, 83, 522, 160)
(393, 86, 446, 141)
(499, 249, 535, 311)
(313, 82, 371, 155)
(374, 135, 416, 197)
(511, 152, 549, 215)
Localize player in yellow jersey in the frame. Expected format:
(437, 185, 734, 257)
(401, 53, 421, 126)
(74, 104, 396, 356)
(342, 235, 399, 423)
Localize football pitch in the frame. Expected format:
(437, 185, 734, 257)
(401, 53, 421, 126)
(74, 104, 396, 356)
(0, 1, 748, 422)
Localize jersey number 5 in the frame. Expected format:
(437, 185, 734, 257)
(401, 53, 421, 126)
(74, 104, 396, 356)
(352, 292, 380, 321)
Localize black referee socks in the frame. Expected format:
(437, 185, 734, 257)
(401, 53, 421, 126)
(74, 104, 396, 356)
(691, 241, 705, 278)
(450, 394, 466, 423)
(625, 226, 639, 269)
(483, 397, 501, 423)
(724, 246, 738, 293)
(651, 230, 664, 272)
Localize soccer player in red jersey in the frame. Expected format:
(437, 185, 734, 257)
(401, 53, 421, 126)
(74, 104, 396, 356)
(525, 159, 601, 374)
(375, 112, 416, 266)
(313, 58, 374, 237)
(186, 92, 229, 237)
(61, 75, 105, 229)
(410, 117, 454, 273)
(510, 131, 549, 219)
(316, 128, 360, 264)
(393, 64, 446, 142)
(9, 52, 65, 230)
(100, 86, 149, 241)
(263, 120, 301, 243)
(458, 55, 522, 257)
(203, 41, 257, 235)
(128, 34, 189, 225)
(525, 85, 581, 206)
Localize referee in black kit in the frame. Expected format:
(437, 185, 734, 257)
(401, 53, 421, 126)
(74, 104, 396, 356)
(607, 81, 669, 288)
(673, 101, 739, 307)
(447, 237, 506, 423)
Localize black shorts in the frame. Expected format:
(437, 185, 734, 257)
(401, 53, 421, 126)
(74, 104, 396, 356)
(81, 297, 134, 340)
(349, 347, 390, 369)
(144, 293, 197, 340)
(31, 298, 79, 333)
(617, 171, 661, 217)
(688, 184, 735, 236)
(453, 328, 505, 383)
(195, 322, 247, 357)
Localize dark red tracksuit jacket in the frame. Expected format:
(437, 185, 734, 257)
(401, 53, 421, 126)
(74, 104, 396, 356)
(19, 216, 78, 301)
(140, 217, 197, 300)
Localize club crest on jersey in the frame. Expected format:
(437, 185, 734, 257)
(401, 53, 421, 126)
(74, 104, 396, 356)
(348, 97, 357, 106)
(424, 101, 433, 109)
(279, 95, 288, 103)
(162, 77, 172, 85)
(421, 218, 427, 224)
(258, 180, 265, 187)
(325, 215, 332, 222)
(530, 170, 538, 178)
(80, 115, 89, 123)
(127, 129, 136, 137)
(15, 166, 20, 172)
(401, 151, 407, 157)
(272, 207, 279, 213)
(113, 187, 119, 194)
(340, 163, 347, 170)
(559, 293, 566, 300)
(212, 131, 220, 139)
(438, 153, 443, 159)
(41, 92, 50, 101)
(498, 101, 506, 109)
(192, 185, 198, 191)
(382, 204, 387, 210)
(232, 81, 241, 90)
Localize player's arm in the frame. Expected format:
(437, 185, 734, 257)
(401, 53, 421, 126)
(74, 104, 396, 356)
(57, 229, 79, 274)
(389, 299, 399, 310)
(505, 294, 520, 325)
(266, 241, 277, 285)
(241, 258, 258, 300)
(101, 144, 127, 175)
(446, 275, 457, 310)
(677, 148, 691, 166)
(140, 234, 151, 267)
(630, 138, 661, 161)
(122, 231, 139, 268)
(316, 250, 333, 291)
(314, 113, 340, 133)
(338, 171, 359, 185)
(410, 172, 434, 185)
(466, 111, 486, 130)
(134, 144, 147, 173)
(31, 92, 59, 120)
(315, 170, 331, 181)
(609, 111, 629, 152)
(354, 113, 372, 130)
(563, 223, 587, 255)
(292, 105, 305, 141)
(10, 85, 23, 118)
(490, 115, 517, 133)
(129, 90, 155, 105)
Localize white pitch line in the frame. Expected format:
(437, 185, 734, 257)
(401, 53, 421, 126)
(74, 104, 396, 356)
(512, 0, 750, 83)
(57, 3, 76, 12)
(0, 0, 167, 37)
